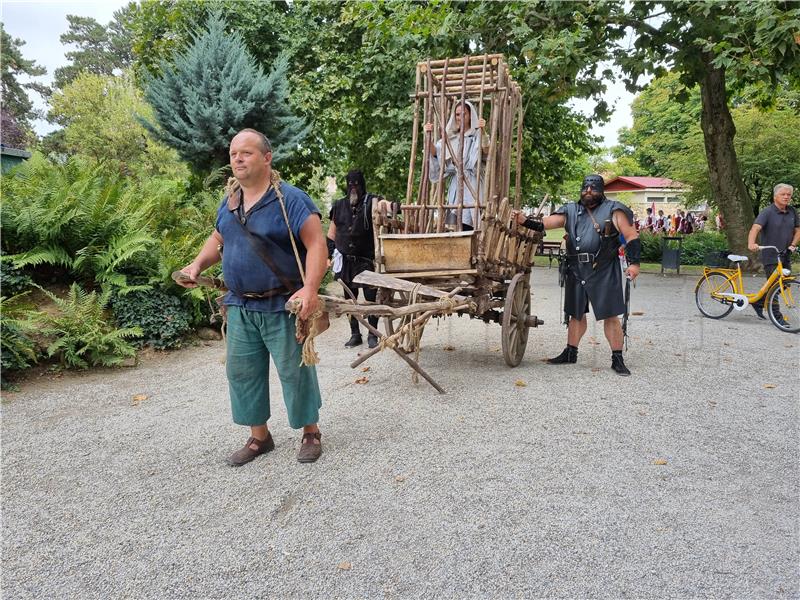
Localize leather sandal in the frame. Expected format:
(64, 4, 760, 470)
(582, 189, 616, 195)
(227, 433, 274, 467)
(297, 431, 322, 463)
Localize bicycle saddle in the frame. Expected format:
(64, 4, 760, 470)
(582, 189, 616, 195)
(727, 254, 748, 263)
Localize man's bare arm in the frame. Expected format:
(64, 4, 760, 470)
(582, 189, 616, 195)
(176, 230, 224, 288)
(541, 214, 566, 230)
(289, 214, 327, 320)
(747, 223, 762, 251)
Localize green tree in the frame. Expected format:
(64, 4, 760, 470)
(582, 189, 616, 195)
(284, 1, 625, 200)
(53, 5, 137, 89)
(614, 72, 703, 177)
(1, 107, 28, 148)
(614, 1, 800, 254)
(48, 70, 186, 177)
(613, 72, 800, 217)
(0, 23, 48, 139)
(733, 99, 800, 214)
(669, 94, 800, 216)
(141, 12, 307, 173)
(129, 0, 288, 80)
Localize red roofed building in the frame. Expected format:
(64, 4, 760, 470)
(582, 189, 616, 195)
(603, 176, 690, 218)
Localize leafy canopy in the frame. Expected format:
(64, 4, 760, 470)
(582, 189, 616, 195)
(48, 70, 186, 177)
(613, 71, 800, 216)
(610, 1, 800, 254)
(53, 5, 137, 89)
(284, 1, 624, 200)
(129, 0, 289, 79)
(0, 22, 48, 139)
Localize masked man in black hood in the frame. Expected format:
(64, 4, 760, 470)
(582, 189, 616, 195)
(327, 170, 384, 348)
(513, 175, 641, 375)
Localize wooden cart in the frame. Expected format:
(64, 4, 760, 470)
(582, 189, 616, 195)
(305, 54, 546, 392)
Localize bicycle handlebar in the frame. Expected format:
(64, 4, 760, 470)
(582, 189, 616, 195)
(757, 245, 796, 254)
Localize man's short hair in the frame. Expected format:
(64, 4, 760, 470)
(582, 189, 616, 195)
(774, 183, 794, 196)
(236, 128, 272, 153)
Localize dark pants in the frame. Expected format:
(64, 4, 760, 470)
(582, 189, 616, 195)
(344, 284, 378, 335)
(757, 264, 779, 314)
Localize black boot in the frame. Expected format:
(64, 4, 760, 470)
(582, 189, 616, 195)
(611, 351, 631, 376)
(367, 316, 379, 349)
(751, 304, 766, 320)
(367, 333, 379, 349)
(344, 333, 363, 348)
(547, 345, 578, 364)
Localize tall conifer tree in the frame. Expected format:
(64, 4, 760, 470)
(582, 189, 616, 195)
(142, 13, 307, 172)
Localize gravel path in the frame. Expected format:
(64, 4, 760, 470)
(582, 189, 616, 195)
(2, 269, 798, 599)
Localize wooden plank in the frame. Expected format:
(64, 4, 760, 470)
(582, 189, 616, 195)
(352, 270, 467, 302)
(382, 269, 478, 279)
(380, 231, 474, 239)
(381, 231, 474, 273)
(422, 54, 503, 68)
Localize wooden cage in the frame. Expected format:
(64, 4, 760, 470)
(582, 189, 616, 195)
(372, 54, 541, 283)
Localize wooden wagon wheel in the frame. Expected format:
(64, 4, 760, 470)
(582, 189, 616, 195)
(501, 272, 531, 367)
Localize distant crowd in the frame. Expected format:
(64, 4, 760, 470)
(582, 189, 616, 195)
(633, 207, 716, 235)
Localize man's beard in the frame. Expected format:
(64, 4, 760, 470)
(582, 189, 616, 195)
(580, 192, 602, 209)
(349, 188, 360, 207)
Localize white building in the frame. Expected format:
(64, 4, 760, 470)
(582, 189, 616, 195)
(603, 176, 689, 218)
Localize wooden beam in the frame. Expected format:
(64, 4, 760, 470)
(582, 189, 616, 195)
(352, 270, 467, 302)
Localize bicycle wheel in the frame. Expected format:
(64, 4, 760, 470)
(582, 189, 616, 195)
(765, 279, 800, 333)
(695, 271, 735, 319)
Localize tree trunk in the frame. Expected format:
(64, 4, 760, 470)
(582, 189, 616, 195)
(698, 56, 753, 255)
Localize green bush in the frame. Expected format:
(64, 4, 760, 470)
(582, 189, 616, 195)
(637, 231, 728, 265)
(34, 283, 141, 369)
(112, 287, 193, 349)
(0, 258, 34, 295)
(638, 232, 663, 263)
(1, 294, 38, 388)
(680, 232, 729, 265)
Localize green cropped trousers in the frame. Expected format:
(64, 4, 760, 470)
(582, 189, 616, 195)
(225, 306, 322, 428)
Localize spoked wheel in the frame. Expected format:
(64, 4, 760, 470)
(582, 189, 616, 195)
(765, 279, 800, 333)
(695, 271, 735, 319)
(502, 272, 531, 367)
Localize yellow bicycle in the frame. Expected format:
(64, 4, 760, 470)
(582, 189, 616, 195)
(694, 245, 799, 333)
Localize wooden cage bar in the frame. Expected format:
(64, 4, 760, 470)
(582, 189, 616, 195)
(377, 54, 540, 281)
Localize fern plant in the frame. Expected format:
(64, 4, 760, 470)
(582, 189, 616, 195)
(0, 293, 38, 388)
(0, 153, 171, 294)
(33, 283, 141, 369)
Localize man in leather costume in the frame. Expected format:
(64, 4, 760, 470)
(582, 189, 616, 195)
(514, 175, 641, 375)
(327, 170, 383, 349)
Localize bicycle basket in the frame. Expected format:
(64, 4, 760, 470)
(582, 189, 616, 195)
(703, 250, 731, 268)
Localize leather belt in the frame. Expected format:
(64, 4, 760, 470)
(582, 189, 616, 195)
(567, 252, 596, 263)
(241, 286, 292, 299)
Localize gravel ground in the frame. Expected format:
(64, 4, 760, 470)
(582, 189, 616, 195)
(2, 268, 799, 599)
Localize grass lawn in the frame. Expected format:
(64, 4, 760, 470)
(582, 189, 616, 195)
(544, 227, 566, 241)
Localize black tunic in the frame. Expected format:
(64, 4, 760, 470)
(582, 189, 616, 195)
(555, 200, 633, 320)
(329, 193, 379, 284)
